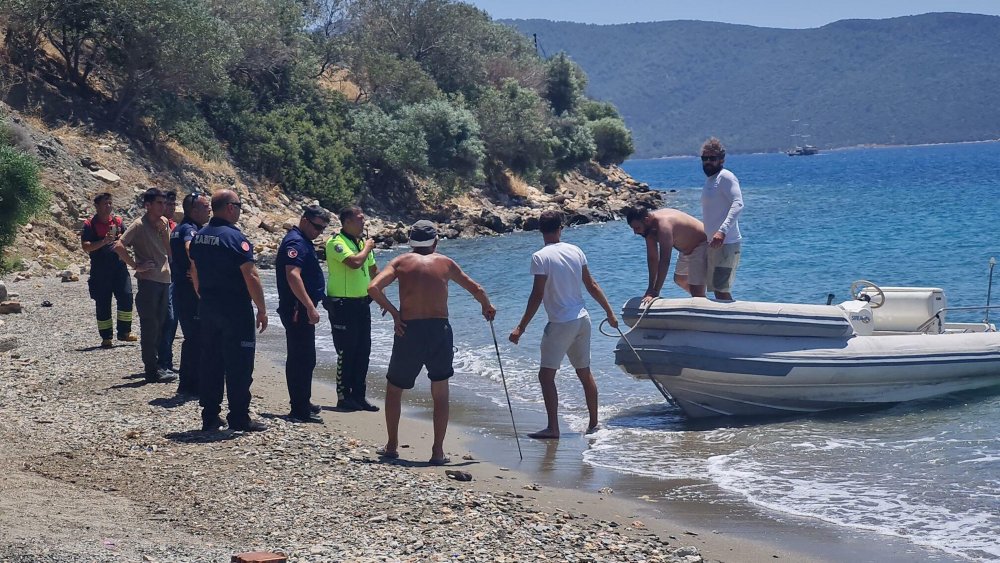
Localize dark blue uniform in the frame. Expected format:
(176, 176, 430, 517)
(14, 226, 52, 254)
(190, 217, 256, 428)
(81, 215, 133, 340)
(169, 217, 202, 396)
(276, 226, 325, 417)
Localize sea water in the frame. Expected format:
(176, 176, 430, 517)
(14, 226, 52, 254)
(262, 142, 1000, 561)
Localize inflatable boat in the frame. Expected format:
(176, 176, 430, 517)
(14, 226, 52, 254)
(613, 282, 1000, 418)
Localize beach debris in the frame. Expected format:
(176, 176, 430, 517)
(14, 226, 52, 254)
(445, 470, 472, 482)
(41, 300, 52, 307)
(461, 453, 474, 460)
(598, 486, 614, 495)
(0, 336, 18, 353)
(59, 270, 79, 282)
(231, 552, 287, 563)
(0, 280, 7, 301)
(523, 483, 541, 491)
(0, 301, 23, 314)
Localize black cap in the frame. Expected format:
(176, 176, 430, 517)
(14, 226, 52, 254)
(408, 220, 437, 248)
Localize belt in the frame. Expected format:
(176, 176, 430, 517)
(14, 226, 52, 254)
(327, 296, 367, 301)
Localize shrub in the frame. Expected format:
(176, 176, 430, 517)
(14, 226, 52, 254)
(549, 114, 596, 172)
(588, 117, 635, 165)
(0, 144, 47, 266)
(475, 80, 553, 176)
(226, 101, 361, 209)
(397, 99, 484, 180)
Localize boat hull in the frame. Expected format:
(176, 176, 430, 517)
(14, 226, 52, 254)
(616, 329, 1000, 418)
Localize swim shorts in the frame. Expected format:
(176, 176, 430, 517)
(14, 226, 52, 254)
(707, 242, 741, 293)
(386, 318, 454, 389)
(674, 241, 708, 286)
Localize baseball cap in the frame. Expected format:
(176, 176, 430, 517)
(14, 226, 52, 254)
(408, 220, 438, 248)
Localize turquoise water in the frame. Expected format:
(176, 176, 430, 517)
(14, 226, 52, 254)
(264, 142, 1000, 560)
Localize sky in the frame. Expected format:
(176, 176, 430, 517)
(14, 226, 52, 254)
(463, 0, 1000, 28)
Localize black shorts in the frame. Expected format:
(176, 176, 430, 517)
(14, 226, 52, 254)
(386, 319, 454, 390)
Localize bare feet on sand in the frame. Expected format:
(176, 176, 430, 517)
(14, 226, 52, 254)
(527, 428, 560, 439)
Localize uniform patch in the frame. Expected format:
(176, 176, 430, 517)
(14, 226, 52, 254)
(241, 241, 251, 252)
(287, 248, 298, 259)
(334, 243, 344, 253)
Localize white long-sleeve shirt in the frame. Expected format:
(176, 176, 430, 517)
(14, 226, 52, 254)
(702, 168, 744, 244)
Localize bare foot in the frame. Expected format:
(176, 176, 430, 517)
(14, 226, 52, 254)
(585, 425, 600, 435)
(377, 446, 399, 459)
(527, 428, 560, 439)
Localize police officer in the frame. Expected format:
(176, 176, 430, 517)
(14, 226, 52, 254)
(80, 192, 135, 348)
(190, 189, 268, 432)
(324, 205, 379, 412)
(277, 205, 330, 423)
(170, 192, 210, 398)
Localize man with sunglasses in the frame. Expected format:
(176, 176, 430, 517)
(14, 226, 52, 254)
(700, 137, 744, 301)
(169, 191, 211, 398)
(276, 205, 330, 423)
(190, 189, 268, 432)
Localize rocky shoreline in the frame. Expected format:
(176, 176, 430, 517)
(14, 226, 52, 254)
(0, 276, 710, 562)
(3, 109, 664, 279)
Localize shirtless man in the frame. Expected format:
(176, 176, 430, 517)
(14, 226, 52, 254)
(368, 220, 496, 465)
(625, 207, 709, 304)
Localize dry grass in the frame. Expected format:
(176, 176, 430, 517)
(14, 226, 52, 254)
(317, 68, 365, 102)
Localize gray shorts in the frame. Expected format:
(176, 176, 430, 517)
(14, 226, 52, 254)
(707, 242, 741, 293)
(674, 242, 708, 286)
(539, 315, 591, 370)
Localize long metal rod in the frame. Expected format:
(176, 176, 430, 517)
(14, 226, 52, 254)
(488, 320, 523, 461)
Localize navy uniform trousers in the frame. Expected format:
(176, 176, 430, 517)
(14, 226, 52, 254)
(280, 302, 317, 415)
(198, 300, 255, 426)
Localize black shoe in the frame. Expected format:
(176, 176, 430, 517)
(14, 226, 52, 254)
(288, 411, 323, 424)
(146, 369, 177, 383)
(201, 416, 226, 432)
(337, 398, 361, 412)
(357, 399, 380, 412)
(309, 403, 322, 414)
(229, 420, 267, 432)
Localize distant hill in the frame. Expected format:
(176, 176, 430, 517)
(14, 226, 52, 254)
(505, 13, 1000, 157)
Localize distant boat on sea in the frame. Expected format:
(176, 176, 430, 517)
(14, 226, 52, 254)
(787, 144, 819, 156)
(787, 119, 819, 156)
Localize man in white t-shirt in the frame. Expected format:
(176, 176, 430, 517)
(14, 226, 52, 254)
(700, 137, 744, 300)
(508, 210, 619, 439)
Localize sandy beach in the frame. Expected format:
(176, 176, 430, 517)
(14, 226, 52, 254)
(0, 276, 940, 562)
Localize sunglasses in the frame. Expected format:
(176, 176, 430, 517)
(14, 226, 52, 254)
(701, 155, 723, 162)
(308, 219, 328, 232)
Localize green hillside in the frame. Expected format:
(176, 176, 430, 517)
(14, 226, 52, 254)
(506, 13, 1000, 157)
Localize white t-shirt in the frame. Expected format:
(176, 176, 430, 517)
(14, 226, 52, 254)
(702, 168, 744, 244)
(530, 242, 589, 323)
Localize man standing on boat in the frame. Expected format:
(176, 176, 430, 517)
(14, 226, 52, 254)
(700, 137, 743, 301)
(508, 210, 619, 439)
(625, 206, 709, 304)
